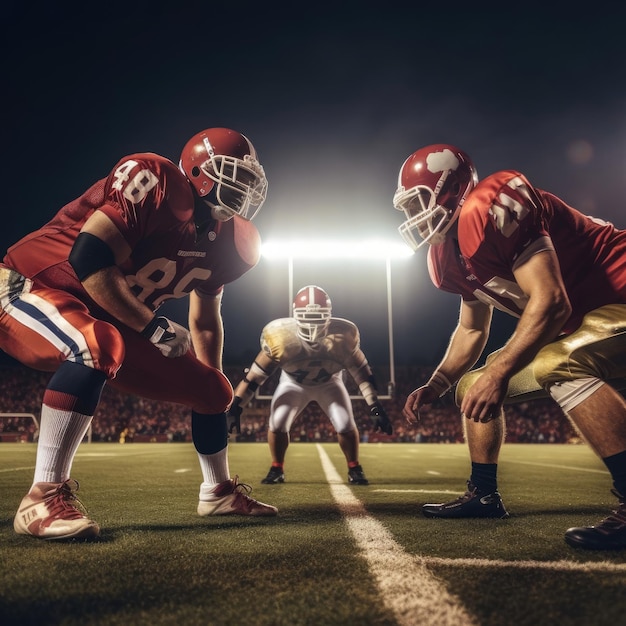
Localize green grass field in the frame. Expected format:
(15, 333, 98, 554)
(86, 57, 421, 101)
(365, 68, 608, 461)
(2, 442, 625, 626)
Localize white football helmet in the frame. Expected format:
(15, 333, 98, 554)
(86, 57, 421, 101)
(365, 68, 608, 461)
(293, 285, 332, 343)
(393, 144, 478, 250)
(179, 127, 268, 221)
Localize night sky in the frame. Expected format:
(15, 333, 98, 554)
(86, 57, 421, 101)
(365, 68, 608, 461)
(3, 3, 626, 369)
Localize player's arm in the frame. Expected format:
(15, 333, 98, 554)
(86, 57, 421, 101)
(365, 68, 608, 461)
(72, 211, 154, 331)
(227, 350, 277, 434)
(402, 298, 492, 423)
(345, 348, 393, 435)
(70, 210, 191, 358)
(232, 350, 277, 406)
(460, 249, 571, 421)
(188, 290, 225, 369)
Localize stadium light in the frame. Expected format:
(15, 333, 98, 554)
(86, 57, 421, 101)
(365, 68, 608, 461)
(261, 238, 414, 260)
(257, 238, 412, 400)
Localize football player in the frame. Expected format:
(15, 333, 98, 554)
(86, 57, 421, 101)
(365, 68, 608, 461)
(2, 127, 278, 540)
(227, 285, 393, 485)
(394, 144, 626, 550)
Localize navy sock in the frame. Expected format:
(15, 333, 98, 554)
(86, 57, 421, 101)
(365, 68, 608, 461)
(470, 462, 498, 494)
(602, 450, 626, 497)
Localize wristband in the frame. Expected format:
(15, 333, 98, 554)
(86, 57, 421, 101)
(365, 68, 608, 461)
(427, 371, 453, 397)
(140, 316, 169, 343)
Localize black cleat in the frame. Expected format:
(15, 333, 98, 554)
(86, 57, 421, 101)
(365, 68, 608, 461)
(261, 466, 285, 484)
(348, 465, 369, 485)
(422, 481, 509, 519)
(565, 490, 626, 550)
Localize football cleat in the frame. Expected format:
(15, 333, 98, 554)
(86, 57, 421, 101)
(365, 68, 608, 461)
(197, 476, 278, 516)
(261, 466, 285, 484)
(347, 465, 369, 485)
(422, 481, 509, 519)
(564, 490, 626, 550)
(13, 479, 100, 540)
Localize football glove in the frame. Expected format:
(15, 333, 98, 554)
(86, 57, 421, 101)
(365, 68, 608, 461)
(370, 402, 392, 435)
(227, 397, 243, 434)
(141, 315, 191, 358)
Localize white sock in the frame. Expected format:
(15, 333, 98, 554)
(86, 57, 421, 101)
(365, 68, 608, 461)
(33, 404, 93, 485)
(197, 448, 230, 500)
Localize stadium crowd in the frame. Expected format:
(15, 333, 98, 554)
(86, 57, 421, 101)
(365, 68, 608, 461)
(0, 363, 579, 445)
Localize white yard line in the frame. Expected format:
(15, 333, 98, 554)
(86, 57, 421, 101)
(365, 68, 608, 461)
(503, 459, 608, 474)
(0, 466, 35, 473)
(318, 444, 626, 626)
(316, 444, 478, 626)
(423, 556, 626, 573)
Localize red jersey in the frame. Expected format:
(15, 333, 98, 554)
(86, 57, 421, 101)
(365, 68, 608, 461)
(428, 170, 626, 334)
(4, 153, 261, 313)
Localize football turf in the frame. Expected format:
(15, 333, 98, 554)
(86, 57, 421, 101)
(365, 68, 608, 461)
(1, 442, 625, 625)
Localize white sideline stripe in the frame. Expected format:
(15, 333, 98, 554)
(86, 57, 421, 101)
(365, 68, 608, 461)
(316, 444, 477, 626)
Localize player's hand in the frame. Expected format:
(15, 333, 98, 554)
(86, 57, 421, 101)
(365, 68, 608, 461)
(141, 315, 191, 358)
(227, 397, 243, 434)
(370, 402, 392, 435)
(460, 371, 507, 423)
(402, 385, 439, 424)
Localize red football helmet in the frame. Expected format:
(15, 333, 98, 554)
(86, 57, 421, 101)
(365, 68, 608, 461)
(393, 144, 478, 250)
(179, 127, 268, 221)
(293, 285, 332, 342)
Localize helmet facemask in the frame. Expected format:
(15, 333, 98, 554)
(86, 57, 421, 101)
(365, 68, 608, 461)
(200, 149, 268, 221)
(293, 285, 332, 343)
(395, 185, 454, 250)
(293, 307, 331, 342)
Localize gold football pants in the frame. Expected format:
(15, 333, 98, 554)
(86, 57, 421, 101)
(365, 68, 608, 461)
(455, 304, 626, 406)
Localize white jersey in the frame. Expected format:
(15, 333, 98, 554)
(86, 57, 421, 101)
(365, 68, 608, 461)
(260, 317, 361, 386)
(258, 317, 368, 434)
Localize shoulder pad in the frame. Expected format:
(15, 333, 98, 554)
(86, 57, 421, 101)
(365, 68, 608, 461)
(324, 318, 360, 354)
(232, 215, 261, 267)
(261, 318, 303, 361)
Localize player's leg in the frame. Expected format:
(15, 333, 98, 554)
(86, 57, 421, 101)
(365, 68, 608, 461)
(532, 306, 626, 549)
(268, 431, 289, 465)
(421, 406, 509, 519)
(319, 376, 369, 485)
(1, 285, 123, 539)
(420, 360, 509, 519)
(113, 330, 276, 516)
(261, 374, 306, 484)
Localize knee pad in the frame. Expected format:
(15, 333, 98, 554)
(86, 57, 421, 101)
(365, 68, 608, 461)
(45, 360, 107, 415)
(191, 411, 228, 454)
(455, 369, 481, 407)
(455, 354, 549, 408)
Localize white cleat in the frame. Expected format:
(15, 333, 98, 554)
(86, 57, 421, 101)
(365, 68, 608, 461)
(14, 479, 100, 540)
(197, 476, 278, 517)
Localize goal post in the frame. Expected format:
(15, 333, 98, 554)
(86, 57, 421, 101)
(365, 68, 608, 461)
(0, 412, 39, 442)
(254, 238, 412, 401)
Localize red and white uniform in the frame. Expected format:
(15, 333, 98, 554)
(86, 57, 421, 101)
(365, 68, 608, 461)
(428, 171, 626, 333)
(0, 153, 260, 412)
